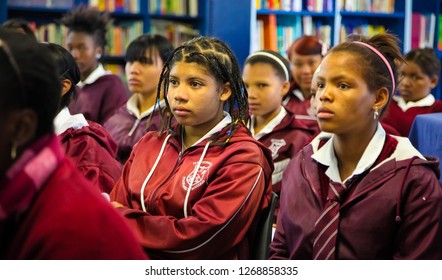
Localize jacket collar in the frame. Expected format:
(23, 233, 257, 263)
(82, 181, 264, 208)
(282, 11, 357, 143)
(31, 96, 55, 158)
(126, 95, 165, 119)
(250, 106, 287, 140)
(393, 94, 435, 111)
(77, 64, 110, 88)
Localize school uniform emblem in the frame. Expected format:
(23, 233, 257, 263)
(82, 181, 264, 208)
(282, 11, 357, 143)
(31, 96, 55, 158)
(269, 139, 286, 159)
(182, 161, 212, 191)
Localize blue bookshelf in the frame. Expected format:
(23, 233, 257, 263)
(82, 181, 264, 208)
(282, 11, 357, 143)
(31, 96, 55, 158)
(412, 0, 442, 100)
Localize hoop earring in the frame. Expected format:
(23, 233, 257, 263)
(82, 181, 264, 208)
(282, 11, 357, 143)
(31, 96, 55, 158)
(373, 106, 379, 120)
(11, 142, 17, 160)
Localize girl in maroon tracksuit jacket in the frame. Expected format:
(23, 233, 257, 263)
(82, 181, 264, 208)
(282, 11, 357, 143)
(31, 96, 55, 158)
(242, 50, 316, 220)
(270, 33, 442, 259)
(110, 37, 274, 259)
(44, 43, 121, 194)
(0, 28, 146, 260)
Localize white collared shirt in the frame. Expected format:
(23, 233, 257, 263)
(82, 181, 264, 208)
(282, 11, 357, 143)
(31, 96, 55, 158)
(393, 94, 436, 112)
(250, 106, 287, 140)
(190, 112, 232, 147)
(54, 107, 89, 135)
(311, 124, 386, 183)
(283, 89, 305, 107)
(126, 95, 165, 119)
(77, 64, 111, 88)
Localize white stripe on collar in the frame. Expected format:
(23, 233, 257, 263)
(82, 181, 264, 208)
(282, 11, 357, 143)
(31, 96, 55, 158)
(191, 112, 232, 147)
(126, 95, 165, 119)
(251, 106, 287, 140)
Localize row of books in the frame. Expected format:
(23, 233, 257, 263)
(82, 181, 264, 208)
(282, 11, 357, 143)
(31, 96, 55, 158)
(8, 0, 141, 13)
(89, 0, 141, 13)
(256, 0, 301, 11)
(33, 21, 143, 56)
(256, 0, 333, 12)
(339, 23, 386, 42)
(255, 14, 331, 57)
(439, 15, 442, 51)
(411, 12, 436, 50)
(107, 21, 143, 55)
(149, 0, 199, 17)
(340, 0, 395, 13)
(150, 19, 199, 47)
(8, 0, 74, 8)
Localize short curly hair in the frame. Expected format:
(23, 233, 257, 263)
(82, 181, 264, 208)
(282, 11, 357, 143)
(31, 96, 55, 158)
(60, 5, 111, 51)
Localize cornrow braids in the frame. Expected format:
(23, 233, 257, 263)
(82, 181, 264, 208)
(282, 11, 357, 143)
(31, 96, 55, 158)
(60, 5, 111, 51)
(156, 36, 250, 145)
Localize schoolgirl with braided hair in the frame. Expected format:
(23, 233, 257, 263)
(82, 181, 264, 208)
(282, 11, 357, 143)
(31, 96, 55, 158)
(110, 36, 274, 259)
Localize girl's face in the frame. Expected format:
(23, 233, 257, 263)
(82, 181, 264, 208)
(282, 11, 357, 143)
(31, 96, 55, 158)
(125, 48, 164, 96)
(167, 61, 231, 135)
(290, 53, 322, 95)
(314, 52, 377, 135)
(242, 62, 289, 119)
(66, 31, 100, 80)
(398, 61, 438, 102)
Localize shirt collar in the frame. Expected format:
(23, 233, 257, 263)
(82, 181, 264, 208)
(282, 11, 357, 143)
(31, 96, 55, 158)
(126, 95, 165, 119)
(77, 64, 110, 88)
(251, 107, 287, 140)
(393, 94, 435, 111)
(54, 107, 89, 135)
(292, 88, 305, 101)
(191, 112, 232, 147)
(311, 123, 386, 183)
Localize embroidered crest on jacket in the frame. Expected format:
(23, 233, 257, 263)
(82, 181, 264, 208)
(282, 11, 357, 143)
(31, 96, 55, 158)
(182, 161, 212, 191)
(269, 139, 286, 159)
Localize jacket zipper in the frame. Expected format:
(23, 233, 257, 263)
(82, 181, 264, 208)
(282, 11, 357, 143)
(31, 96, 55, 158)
(146, 149, 187, 213)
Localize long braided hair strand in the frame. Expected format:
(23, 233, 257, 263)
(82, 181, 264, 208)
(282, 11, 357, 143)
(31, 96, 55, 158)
(156, 36, 250, 145)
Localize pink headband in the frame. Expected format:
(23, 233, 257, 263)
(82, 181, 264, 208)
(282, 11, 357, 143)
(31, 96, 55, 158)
(353, 41, 395, 95)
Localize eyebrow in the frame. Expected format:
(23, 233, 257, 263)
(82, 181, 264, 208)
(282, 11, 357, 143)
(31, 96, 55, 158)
(317, 74, 349, 82)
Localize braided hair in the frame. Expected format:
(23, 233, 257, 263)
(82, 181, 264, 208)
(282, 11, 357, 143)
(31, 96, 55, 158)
(156, 36, 249, 145)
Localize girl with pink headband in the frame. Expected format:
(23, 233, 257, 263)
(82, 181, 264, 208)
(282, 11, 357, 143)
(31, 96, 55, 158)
(270, 33, 442, 259)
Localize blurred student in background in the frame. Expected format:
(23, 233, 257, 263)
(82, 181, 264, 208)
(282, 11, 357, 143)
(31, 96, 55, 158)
(284, 35, 327, 134)
(242, 50, 315, 220)
(44, 42, 121, 194)
(104, 34, 174, 163)
(382, 48, 442, 137)
(0, 28, 146, 259)
(61, 6, 128, 125)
